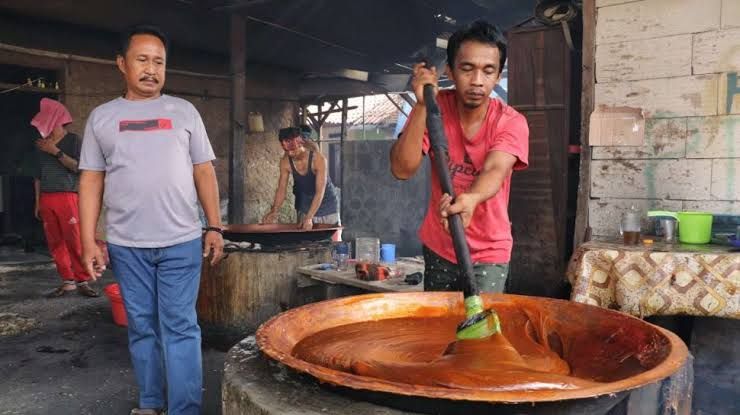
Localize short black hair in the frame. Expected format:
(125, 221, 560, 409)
(279, 127, 301, 141)
(119, 24, 169, 56)
(446, 20, 507, 74)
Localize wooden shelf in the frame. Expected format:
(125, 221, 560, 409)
(0, 82, 61, 94)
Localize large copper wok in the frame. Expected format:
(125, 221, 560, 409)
(256, 292, 688, 414)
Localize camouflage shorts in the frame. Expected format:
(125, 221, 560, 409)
(422, 246, 509, 293)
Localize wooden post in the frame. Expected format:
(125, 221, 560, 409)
(228, 14, 247, 224)
(574, 0, 595, 249)
(339, 98, 348, 193)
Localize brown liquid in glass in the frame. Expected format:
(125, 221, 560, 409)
(623, 231, 641, 245)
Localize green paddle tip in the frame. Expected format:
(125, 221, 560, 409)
(456, 309, 501, 340)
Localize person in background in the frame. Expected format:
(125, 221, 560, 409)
(390, 20, 529, 293)
(262, 127, 339, 229)
(78, 24, 224, 415)
(31, 98, 98, 298)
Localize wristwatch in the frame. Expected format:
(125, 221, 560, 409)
(204, 226, 224, 235)
(55, 150, 64, 159)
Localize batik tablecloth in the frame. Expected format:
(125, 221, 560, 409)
(567, 240, 740, 319)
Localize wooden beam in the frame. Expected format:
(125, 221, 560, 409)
(300, 105, 307, 125)
(304, 106, 357, 117)
(399, 92, 416, 107)
(306, 112, 321, 131)
(210, 0, 276, 12)
(318, 101, 338, 125)
(384, 93, 408, 117)
(574, 0, 595, 248)
(0, 42, 230, 80)
(228, 14, 247, 224)
(340, 97, 348, 193)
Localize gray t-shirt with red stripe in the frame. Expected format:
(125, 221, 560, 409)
(79, 95, 215, 248)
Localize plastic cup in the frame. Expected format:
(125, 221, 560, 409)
(380, 243, 396, 264)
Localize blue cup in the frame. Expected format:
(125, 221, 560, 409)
(380, 243, 396, 264)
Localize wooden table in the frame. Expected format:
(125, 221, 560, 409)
(296, 257, 425, 293)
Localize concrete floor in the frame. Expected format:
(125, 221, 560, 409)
(0, 246, 53, 267)
(0, 256, 226, 415)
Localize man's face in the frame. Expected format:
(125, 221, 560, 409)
(116, 34, 166, 100)
(447, 40, 501, 109)
(280, 136, 304, 158)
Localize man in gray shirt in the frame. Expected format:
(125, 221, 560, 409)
(78, 25, 224, 415)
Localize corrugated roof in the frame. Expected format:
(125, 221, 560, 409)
(324, 94, 402, 126)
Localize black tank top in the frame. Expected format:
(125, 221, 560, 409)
(289, 151, 338, 216)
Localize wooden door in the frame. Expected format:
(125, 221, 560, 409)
(506, 25, 577, 298)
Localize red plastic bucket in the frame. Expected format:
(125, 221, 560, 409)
(104, 283, 128, 327)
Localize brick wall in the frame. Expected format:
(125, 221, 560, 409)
(589, 0, 740, 236)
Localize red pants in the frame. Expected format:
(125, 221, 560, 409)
(39, 192, 88, 282)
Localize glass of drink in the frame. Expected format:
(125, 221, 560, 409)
(620, 207, 642, 245)
(332, 242, 350, 271)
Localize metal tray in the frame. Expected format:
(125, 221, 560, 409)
(223, 223, 341, 246)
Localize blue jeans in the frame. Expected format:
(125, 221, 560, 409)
(108, 238, 203, 415)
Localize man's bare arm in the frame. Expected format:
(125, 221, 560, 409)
(304, 152, 328, 220)
(79, 171, 104, 247)
(193, 162, 222, 228)
(79, 170, 107, 279)
(390, 105, 426, 180)
(390, 63, 438, 180)
(58, 153, 79, 173)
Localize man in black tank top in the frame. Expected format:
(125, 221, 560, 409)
(262, 127, 339, 230)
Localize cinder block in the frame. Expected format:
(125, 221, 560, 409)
(596, 75, 718, 118)
(592, 118, 687, 159)
(596, 35, 692, 82)
(722, 0, 740, 28)
(718, 72, 740, 115)
(597, 0, 721, 44)
(588, 198, 682, 237)
(683, 200, 740, 214)
(693, 28, 740, 74)
(591, 159, 712, 199)
(686, 115, 740, 158)
(711, 158, 740, 200)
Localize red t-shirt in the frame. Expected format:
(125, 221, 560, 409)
(411, 89, 529, 264)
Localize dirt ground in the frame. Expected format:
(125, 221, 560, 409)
(0, 259, 226, 415)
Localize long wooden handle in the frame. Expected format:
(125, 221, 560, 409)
(423, 84, 478, 298)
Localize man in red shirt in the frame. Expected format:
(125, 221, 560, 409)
(391, 20, 529, 293)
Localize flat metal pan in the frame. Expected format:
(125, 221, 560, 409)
(223, 223, 341, 245)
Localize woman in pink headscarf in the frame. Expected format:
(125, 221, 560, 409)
(31, 98, 98, 298)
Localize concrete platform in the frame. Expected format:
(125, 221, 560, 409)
(222, 335, 421, 415)
(224, 334, 694, 415)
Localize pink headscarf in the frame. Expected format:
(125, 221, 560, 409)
(30, 98, 73, 138)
